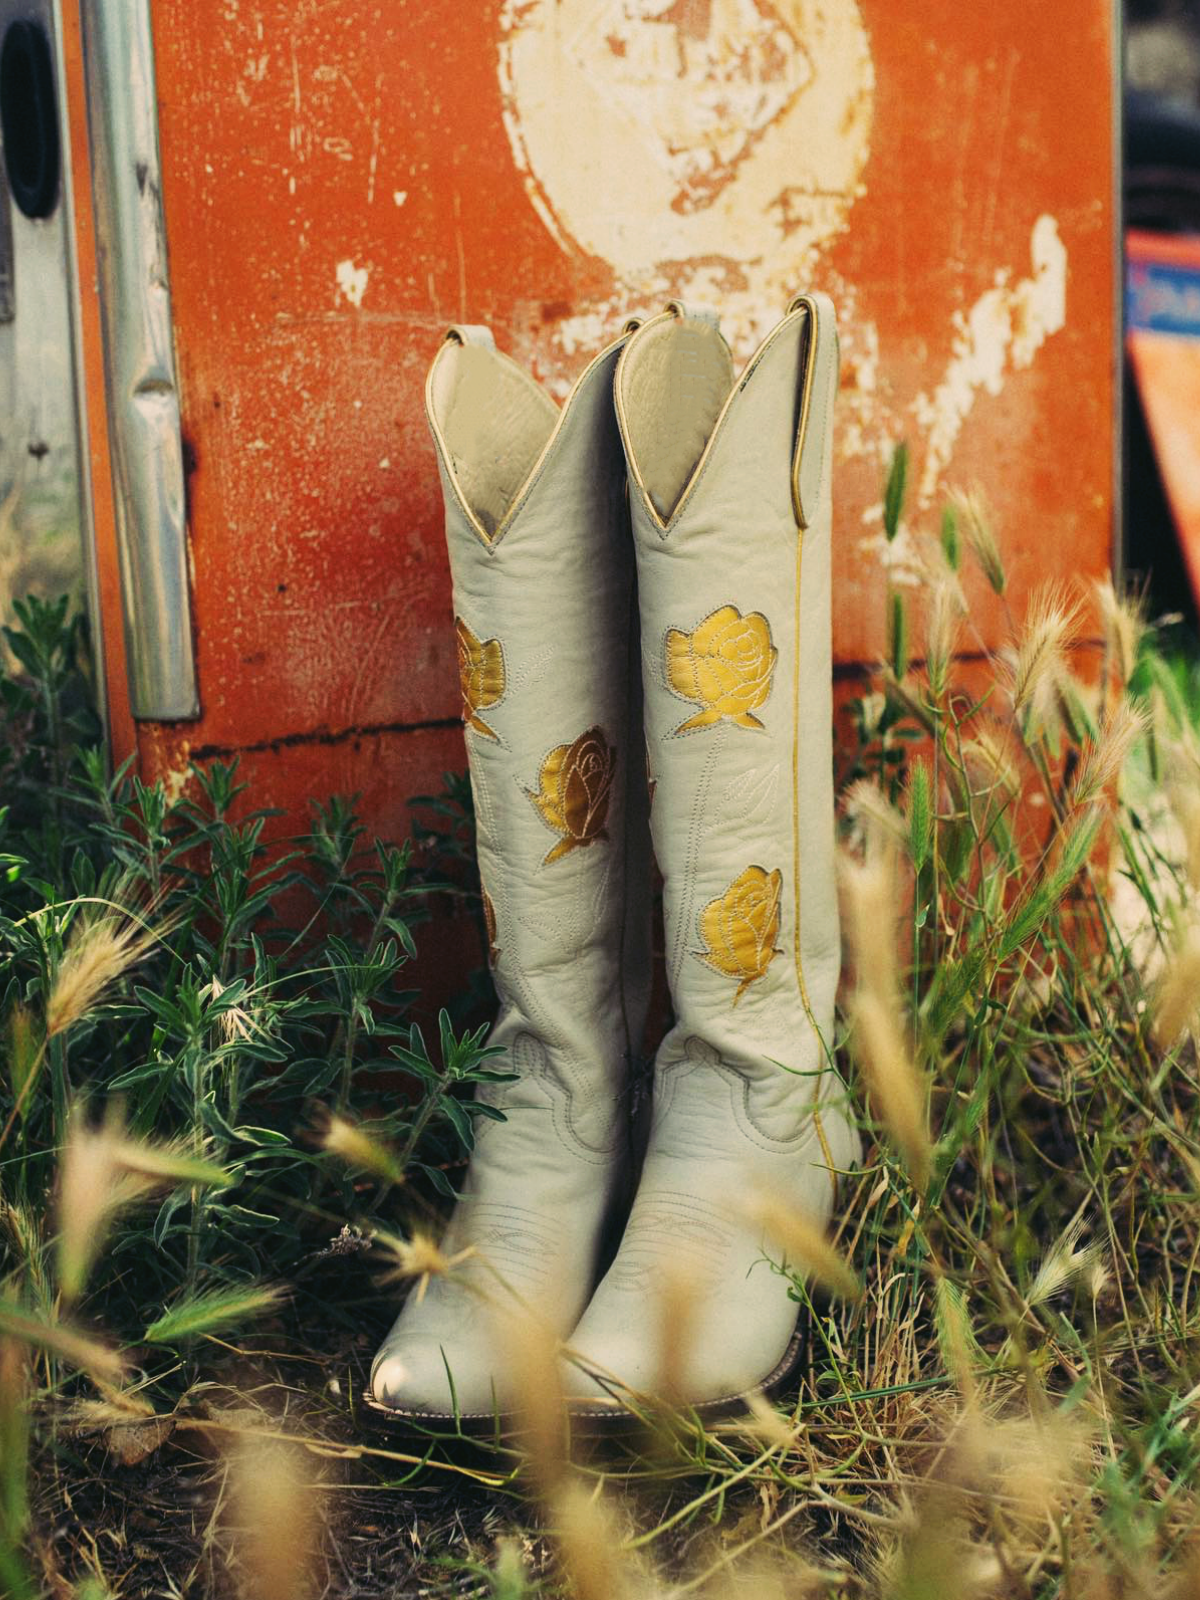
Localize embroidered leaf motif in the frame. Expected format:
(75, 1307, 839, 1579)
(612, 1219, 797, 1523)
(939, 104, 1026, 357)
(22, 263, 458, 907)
(694, 864, 783, 1003)
(456, 617, 505, 740)
(526, 726, 615, 866)
(481, 888, 500, 966)
(665, 605, 777, 734)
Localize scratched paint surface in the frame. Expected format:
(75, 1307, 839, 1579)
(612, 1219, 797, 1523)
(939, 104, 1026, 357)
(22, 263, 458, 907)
(131, 0, 1114, 835)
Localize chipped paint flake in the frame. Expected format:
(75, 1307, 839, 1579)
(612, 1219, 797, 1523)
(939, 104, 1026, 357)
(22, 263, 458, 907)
(912, 214, 1067, 503)
(392, 190, 407, 207)
(335, 258, 369, 308)
(163, 744, 192, 804)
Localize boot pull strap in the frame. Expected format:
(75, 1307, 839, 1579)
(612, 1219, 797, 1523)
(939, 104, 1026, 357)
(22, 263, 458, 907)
(445, 324, 496, 350)
(664, 299, 721, 330)
(787, 292, 839, 531)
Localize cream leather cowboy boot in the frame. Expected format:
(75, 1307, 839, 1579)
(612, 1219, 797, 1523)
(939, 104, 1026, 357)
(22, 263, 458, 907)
(368, 322, 650, 1422)
(565, 296, 858, 1414)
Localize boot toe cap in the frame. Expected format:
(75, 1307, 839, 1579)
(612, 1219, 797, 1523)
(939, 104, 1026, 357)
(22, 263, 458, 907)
(370, 1339, 498, 1418)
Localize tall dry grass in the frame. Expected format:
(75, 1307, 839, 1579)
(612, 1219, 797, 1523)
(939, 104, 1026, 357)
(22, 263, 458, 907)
(4, 479, 1200, 1595)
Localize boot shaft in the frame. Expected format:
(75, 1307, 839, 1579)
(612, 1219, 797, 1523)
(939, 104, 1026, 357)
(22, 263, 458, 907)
(425, 323, 651, 1153)
(615, 297, 842, 1094)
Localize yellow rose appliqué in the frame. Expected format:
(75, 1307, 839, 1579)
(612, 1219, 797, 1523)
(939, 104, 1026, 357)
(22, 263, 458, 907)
(665, 605, 777, 734)
(456, 617, 505, 741)
(695, 865, 783, 1003)
(527, 726, 616, 865)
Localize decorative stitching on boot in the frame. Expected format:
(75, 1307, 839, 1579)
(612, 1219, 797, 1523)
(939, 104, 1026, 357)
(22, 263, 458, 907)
(673, 1034, 835, 1154)
(525, 725, 616, 866)
(693, 865, 783, 1003)
(669, 728, 726, 985)
(606, 1190, 733, 1294)
(510, 1030, 621, 1163)
(663, 605, 777, 736)
(456, 616, 506, 742)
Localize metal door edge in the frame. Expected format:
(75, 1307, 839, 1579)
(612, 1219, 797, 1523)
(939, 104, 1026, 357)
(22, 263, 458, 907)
(79, 0, 198, 720)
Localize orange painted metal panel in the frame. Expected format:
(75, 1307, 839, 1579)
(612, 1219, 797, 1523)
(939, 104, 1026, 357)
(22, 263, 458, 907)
(88, 2, 1114, 834)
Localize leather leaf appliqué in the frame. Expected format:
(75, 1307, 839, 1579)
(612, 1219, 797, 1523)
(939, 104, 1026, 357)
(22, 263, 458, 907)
(456, 616, 505, 740)
(526, 726, 616, 866)
(694, 865, 783, 1003)
(665, 605, 777, 734)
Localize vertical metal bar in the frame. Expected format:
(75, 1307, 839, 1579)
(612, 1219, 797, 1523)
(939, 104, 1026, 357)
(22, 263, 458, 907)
(49, 0, 108, 743)
(80, 0, 197, 719)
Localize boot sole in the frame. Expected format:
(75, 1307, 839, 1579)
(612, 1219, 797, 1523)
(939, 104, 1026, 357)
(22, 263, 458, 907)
(356, 1321, 805, 1439)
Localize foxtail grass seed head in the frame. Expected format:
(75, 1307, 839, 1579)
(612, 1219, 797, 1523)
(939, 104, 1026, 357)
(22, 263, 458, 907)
(906, 760, 934, 876)
(0, 1303, 125, 1381)
(962, 725, 1021, 800)
(1094, 575, 1147, 690)
(741, 1391, 803, 1452)
(549, 1481, 636, 1600)
(374, 1228, 467, 1301)
(4, 1002, 41, 1120)
(743, 1189, 860, 1300)
(1153, 923, 1200, 1048)
(844, 777, 908, 854)
(949, 485, 1006, 595)
(200, 974, 258, 1044)
(58, 1109, 227, 1302)
(495, 1303, 568, 1496)
(962, 1409, 1091, 1530)
(933, 1277, 981, 1401)
(924, 571, 965, 699)
(653, 1256, 701, 1404)
(1007, 585, 1081, 729)
(318, 1113, 406, 1186)
(839, 823, 903, 1001)
(1027, 1213, 1103, 1308)
(57, 1115, 123, 1304)
(940, 502, 961, 570)
(46, 914, 158, 1039)
(225, 1438, 317, 1600)
(1070, 699, 1149, 808)
(850, 989, 931, 1191)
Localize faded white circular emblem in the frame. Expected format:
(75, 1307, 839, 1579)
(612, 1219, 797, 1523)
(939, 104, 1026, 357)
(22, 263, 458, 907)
(498, 0, 874, 300)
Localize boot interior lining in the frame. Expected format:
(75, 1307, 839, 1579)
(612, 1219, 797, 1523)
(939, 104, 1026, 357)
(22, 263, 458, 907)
(429, 342, 559, 538)
(617, 318, 735, 523)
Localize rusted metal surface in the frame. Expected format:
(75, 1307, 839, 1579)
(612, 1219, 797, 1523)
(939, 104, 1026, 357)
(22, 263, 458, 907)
(69, 1, 1115, 848)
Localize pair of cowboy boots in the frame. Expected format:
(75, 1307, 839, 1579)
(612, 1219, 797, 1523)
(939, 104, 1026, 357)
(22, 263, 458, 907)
(368, 296, 858, 1424)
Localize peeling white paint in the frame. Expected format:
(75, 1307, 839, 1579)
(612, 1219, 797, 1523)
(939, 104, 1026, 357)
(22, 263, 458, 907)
(912, 214, 1067, 503)
(163, 746, 192, 805)
(498, 0, 874, 312)
(856, 514, 928, 588)
(335, 258, 369, 309)
(392, 190, 408, 207)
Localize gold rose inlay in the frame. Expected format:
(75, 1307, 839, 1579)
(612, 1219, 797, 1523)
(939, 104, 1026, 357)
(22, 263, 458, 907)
(665, 605, 777, 734)
(456, 617, 505, 741)
(527, 725, 616, 865)
(695, 865, 783, 1003)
